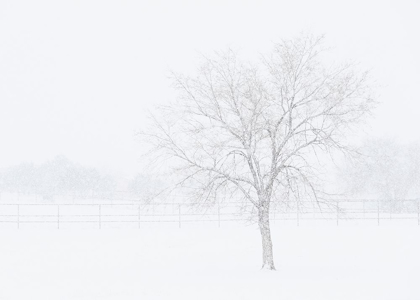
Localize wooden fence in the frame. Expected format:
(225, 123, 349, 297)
(0, 199, 419, 229)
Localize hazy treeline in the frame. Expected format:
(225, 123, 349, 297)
(1, 138, 419, 207)
(0, 156, 165, 203)
(0, 156, 116, 200)
(337, 138, 420, 211)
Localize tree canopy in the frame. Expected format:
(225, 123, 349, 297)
(142, 34, 375, 269)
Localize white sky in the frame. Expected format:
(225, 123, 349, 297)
(0, 0, 419, 175)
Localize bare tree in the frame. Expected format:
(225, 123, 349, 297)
(141, 34, 375, 270)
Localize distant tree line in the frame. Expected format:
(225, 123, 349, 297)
(339, 138, 420, 211)
(0, 156, 116, 201)
(0, 156, 166, 203)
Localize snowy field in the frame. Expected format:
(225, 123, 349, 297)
(1, 223, 419, 300)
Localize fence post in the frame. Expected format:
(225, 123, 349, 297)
(363, 199, 365, 219)
(57, 205, 60, 229)
(138, 205, 141, 229)
(99, 204, 102, 229)
(218, 203, 220, 228)
(377, 200, 380, 226)
(17, 204, 20, 229)
(336, 201, 339, 226)
(178, 204, 181, 229)
(389, 199, 392, 220)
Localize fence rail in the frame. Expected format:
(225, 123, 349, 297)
(0, 199, 419, 229)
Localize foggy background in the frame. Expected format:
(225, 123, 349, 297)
(1, 3, 420, 297)
(1, 0, 419, 195)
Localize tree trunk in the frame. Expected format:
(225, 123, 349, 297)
(258, 204, 276, 270)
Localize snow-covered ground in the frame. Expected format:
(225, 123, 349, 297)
(1, 224, 419, 300)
